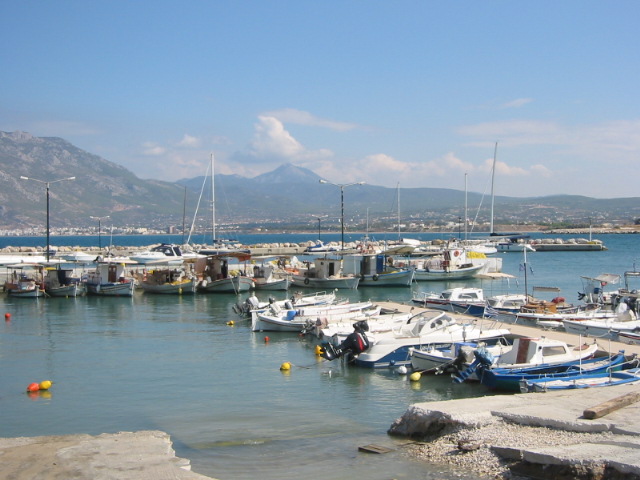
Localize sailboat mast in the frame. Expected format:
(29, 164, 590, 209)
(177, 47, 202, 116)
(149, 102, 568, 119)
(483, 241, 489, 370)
(464, 172, 468, 241)
(211, 153, 216, 244)
(489, 142, 498, 234)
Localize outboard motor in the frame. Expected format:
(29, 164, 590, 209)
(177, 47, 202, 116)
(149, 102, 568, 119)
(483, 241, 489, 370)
(321, 320, 370, 362)
(452, 347, 494, 384)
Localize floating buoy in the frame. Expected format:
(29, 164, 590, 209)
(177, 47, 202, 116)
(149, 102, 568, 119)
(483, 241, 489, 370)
(280, 361, 291, 371)
(27, 383, 40, 392)
(39, 380, 52, 390)
(5, 313, 10, 321)
(397, 365, 408, 375)
(264, 336, 270, 343)
(226, 320, 234, 326)
(409, 372, 422, 382)
(315, 345, 324, 356)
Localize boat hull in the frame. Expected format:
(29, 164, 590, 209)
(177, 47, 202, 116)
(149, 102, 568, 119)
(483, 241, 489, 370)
(86, 281, 135, 296)
(358, 270, 414, 287)
(139, 279, 197, 295)
(198, 276, 254, 293)
(253, 277, 290, 291)
(291, 275, 360, 290)
(412, 264, 483, 281)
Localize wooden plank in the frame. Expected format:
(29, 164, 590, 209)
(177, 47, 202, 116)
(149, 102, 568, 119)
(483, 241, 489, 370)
(583, 391, 640, 419)
(358, 444, 394, 454)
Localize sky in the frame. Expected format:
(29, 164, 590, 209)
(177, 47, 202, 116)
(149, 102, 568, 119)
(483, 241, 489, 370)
(2, 2, 639, 198)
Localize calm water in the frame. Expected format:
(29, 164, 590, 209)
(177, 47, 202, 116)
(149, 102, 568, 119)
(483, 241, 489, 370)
(0, 233, 638, 479)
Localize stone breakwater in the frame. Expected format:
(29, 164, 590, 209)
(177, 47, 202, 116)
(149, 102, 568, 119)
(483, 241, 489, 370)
(388, 385, 640, 479)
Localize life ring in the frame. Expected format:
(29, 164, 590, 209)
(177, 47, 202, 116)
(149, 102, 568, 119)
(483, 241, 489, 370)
(372, 274, 379, 281)
(453, 250, 460, 257)
(304, 277, 310, 285)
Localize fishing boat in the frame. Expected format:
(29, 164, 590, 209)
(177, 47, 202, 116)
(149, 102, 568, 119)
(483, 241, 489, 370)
(3, 263, 45, 298)
(250, 263, 290, 291)
(84, 257, 136, 296)
(409, 247, 486, 281)
(290, 257, 360, 290)
(137, 266, 197, 295)
(342, 253, 414, 287)
(234, 290, 339, 318)
(195, 252, 254, 294)
(317, 311, 413, 338)
(409, 339, 512, 375)
(520, 368, 640, 393)
(43, 264, 85, 297)
(460, 336, 603, 391)
(411, 287, 486, 316)
(562, 314, 640, 340)
(325, 310, 510, 368)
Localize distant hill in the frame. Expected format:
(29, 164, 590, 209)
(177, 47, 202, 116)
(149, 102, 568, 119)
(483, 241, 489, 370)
(0, 131, 638, 230)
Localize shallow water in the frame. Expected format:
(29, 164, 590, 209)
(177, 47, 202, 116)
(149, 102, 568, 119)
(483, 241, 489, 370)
(0, 233, 637, 479)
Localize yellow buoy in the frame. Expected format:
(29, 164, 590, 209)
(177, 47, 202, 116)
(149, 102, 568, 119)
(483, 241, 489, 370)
(409, 372, 422, 382)
(280, 361, 291, 371)
(39, 380, 52, 390)
(314, 345, 324, 356)
(226, 320, 234, 326)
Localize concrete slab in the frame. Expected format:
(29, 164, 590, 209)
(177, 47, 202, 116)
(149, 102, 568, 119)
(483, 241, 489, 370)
(0, 430, 216, 480)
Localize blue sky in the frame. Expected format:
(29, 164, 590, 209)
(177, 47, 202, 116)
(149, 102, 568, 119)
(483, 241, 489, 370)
(2, 2, 639, 198)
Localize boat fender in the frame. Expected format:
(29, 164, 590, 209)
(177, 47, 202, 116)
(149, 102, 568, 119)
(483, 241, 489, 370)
(454, 250, 460, 257)
(372, 274, 379, 281)
(304, 277, 310, 285)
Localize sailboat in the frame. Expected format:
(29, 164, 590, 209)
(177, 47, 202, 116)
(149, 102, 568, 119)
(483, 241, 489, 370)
(193, 154, 254, 294)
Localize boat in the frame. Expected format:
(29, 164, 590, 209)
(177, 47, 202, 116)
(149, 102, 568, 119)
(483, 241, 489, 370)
(411, 287, 486, 316)
(43, 264, 86, 297)
(83, 257, 136, 296)
(493, 235, 536, 253)
(562, 313, 640, 340)
(520, 368, 640, 393)
(409, 246, 486, 281)
(3, 263, 45, 298)
(234, 289, 338, 318)
(129, 243, 186, 265)
(324, 310, 510, 368)
(137, 266, 197, 295)
(461, 336, 602, 391)
(305, 240, 340, 253)
(195, 252, 254, 294)
(290, 257, 360, 290)
(317, 311, 413, 338)
(342, 253, 414, 287)
(250, 263, 290, 291)
(409, 339, 513, 375)
(252, 300, 379, 332)
(58, 250, 96, 263)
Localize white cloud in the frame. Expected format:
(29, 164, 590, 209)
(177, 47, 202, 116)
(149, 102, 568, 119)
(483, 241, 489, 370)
(176, 134, 201, 148)
(263, 108, 358, 131)
(501, 98, 533, 109)
(141, 142, 166, 156)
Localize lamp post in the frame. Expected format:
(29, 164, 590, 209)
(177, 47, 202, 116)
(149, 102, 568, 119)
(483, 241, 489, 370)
(90, 215, 110, 250)
(319, 179, 365, 251)
(20, 175, 75, 262)
(311, 215, 328, 242)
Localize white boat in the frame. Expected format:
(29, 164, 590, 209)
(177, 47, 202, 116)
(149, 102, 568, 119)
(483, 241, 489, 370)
(410, 247, 486, 281)
(291, 257, 360, 290)
(252, 301, 379, 332)
(235, 289, 338, 317)
(58, 251, 96, 263)
(342, 253, 414, 287)
(412, 287, 485, 315)
(563, 313, 640, 340)
(326, 310, 510, 368)
(3, 263, 45, 298)
(84, 257, 136, 296)
(138, 267, 197, 295)
(195, 252, 254, 294)
(318, 311, 414, 338)
(43, 265, 86, 297)
(129, 244, 185, 265)
(250, 263, 290, 291)
(305, 240, 340, 253)
(493, 236, 536, 253)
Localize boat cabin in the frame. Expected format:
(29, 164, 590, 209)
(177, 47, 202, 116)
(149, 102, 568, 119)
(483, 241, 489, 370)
(302, 257, 345, 279)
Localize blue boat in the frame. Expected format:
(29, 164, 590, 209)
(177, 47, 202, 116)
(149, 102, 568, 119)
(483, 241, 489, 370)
(521, 368, 640, 393)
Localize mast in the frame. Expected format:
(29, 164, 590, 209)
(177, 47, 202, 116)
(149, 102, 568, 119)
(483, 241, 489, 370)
(489, 141, 498, 234)
(397, 182, 400, 240)
(464, 172, 468, 241)
(210, 153, 216, 244)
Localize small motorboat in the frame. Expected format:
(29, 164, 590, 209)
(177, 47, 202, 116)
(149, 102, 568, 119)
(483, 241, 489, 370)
(520, 368, 640, 393)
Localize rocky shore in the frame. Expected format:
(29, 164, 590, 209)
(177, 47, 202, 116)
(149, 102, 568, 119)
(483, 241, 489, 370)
(389, 385, 640, 479)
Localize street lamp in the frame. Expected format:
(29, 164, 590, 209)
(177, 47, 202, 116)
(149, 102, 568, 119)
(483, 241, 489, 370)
(90, 215, 110, 250)
(311, 215, 328, 242)
(319, 179, 365, 251)
(20, 175, 76, 262)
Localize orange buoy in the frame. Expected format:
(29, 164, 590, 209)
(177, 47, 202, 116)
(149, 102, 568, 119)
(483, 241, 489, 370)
(27, 383, 40, 392)
(5, 313, 10, 321)
(264, 336, 270, 343)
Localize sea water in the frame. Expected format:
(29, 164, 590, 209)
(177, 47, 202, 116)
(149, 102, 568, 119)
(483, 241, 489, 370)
(0, 233, 638, 479)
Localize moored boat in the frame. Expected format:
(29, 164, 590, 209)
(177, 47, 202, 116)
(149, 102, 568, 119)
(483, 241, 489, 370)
(84, 257, 136, 296)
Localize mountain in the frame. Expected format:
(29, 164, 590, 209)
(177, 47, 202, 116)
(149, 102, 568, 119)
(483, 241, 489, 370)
(1, 131, 639, 231)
